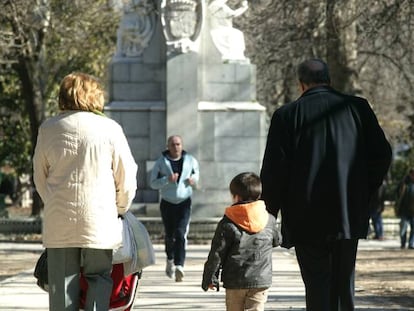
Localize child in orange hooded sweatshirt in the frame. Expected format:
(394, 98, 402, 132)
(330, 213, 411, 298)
(202, 172, 281, 311)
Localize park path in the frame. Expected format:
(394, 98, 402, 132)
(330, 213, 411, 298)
(0, 240, 411, 310)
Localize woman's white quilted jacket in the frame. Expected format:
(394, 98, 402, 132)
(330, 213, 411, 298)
(33, 111, 137, 249)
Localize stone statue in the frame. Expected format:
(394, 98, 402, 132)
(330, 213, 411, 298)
(115, 0, 157, 59)
(160, 0, 204, 55)
(208, 0, 249, 62)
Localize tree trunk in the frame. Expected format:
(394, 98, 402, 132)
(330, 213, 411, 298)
(326, 0, 360, 94)
(15, 58, 44, 216)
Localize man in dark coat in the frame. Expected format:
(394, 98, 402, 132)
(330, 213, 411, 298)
(260, 59, 392, 311)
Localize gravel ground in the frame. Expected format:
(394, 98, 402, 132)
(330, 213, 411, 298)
(356, 247, 414, 309)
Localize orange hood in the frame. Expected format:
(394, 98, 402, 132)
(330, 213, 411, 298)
(224, 200, 269, 233)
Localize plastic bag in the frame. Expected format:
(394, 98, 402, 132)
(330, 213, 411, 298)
(122, 211, 156, 276)
(113, 217, 133, 264)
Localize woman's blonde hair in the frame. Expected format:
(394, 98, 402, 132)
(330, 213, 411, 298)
(58, 72, 105, 112)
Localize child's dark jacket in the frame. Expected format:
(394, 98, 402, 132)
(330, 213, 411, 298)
(202, 200, 281, 291)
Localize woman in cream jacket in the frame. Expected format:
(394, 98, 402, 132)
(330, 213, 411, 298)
(33, 72, 137, 311)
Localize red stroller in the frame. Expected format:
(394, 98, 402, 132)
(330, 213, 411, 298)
(80, 263, 141, 311)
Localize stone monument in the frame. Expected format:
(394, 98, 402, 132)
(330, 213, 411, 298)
(106, 0, 267, 218)
(208, 0, 249, 62)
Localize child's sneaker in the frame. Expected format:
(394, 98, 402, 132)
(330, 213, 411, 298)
(166, 259, 175, 278)
(175, 265, 184, 282)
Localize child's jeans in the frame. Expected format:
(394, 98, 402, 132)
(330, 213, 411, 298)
(225, 288, 269, 311)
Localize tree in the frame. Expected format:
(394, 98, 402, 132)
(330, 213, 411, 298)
(239, 0, 414, 147)
(0, 0, 121, 214)
(357, 0, 414, 143)
(237, 0, 414, 193)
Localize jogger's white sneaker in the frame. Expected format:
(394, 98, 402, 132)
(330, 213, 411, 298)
(175, 265, 184, 282)
(166, 259, 175, 278)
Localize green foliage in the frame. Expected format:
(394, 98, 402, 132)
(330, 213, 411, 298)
(0, 0, 121, 177)
(46, 0, 120, 87)
(0, 118, 31, 176)
(0, 70, 32, 176)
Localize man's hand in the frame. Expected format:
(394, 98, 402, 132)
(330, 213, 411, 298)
(187, 176, 195, 186)
(169, 173, 179, 183)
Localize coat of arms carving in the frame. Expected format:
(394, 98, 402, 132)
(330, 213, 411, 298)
(160, 0, 204, 55)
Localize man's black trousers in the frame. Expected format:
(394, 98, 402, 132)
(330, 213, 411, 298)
(295, 239, 359, 311)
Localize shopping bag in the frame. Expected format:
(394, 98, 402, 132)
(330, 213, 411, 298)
(113, 217, 133, 264)
(122, 211, 156, 275)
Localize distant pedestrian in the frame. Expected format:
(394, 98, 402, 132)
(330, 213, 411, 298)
(150, 135, 199, 282)
(202, 172, 281, 311)
(260, 59, 392, 310)
(369, 183, 386, 240)
(395, 169, 414, 249)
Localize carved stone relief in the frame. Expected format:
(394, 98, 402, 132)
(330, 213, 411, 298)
(115, 0, 157, 59)
(160, 0, 204, 55)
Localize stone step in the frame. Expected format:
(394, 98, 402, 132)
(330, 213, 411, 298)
(0, 216, 402, 243)
(0, 216, 221, 243)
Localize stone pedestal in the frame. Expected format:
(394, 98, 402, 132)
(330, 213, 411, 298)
(106, 14, 166, 206)
(166, 52, 199, 155)
(106, 0, 267, 218)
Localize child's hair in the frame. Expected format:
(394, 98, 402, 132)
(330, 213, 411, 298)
(229, 172, 262, 201)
